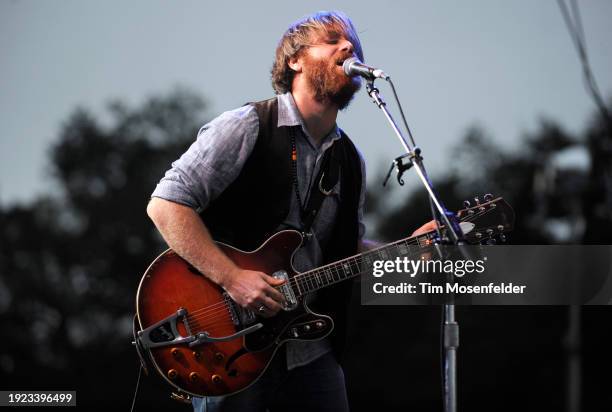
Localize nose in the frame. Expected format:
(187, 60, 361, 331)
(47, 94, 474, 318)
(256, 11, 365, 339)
(339, 38, 354, 55)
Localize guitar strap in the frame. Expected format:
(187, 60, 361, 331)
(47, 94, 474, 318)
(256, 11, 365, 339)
(289, 127, 340, 239)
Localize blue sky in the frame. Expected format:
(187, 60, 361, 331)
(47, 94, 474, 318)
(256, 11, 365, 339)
(1, 0, 611, 206)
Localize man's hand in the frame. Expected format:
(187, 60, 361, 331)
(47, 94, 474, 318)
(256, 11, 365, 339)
(147, 198, 288, 318)
(222, 269, 286, 318)
(411, 220, 439, 237)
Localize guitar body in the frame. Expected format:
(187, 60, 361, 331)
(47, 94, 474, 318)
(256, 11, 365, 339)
(136, 230, 333, 397)
(135, 196, 514, 398)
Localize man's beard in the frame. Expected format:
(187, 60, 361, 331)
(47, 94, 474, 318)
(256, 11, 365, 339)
(303, 53, 361, 110)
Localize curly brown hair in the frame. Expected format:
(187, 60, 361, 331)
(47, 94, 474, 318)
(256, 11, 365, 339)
(271, 11, 364, 95)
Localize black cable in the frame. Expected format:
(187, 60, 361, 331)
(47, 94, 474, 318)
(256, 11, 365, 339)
(556, 0, 612, 131)
(129, 364, 143, 412)
(387, 78, 417, 149)
(570, 0, 586, 46)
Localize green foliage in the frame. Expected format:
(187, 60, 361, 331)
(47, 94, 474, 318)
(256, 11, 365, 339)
(0, 88, 208, 405)
(370, 107, 612, 245)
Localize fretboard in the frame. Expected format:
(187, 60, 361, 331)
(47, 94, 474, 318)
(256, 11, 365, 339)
(292, 232, 434, 296)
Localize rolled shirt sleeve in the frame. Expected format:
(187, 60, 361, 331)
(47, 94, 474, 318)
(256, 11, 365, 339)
(151, 105, 259, 211)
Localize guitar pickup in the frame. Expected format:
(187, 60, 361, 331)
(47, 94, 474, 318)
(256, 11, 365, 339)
(224, 292, 256, 326)
(272, 270, 298, 311)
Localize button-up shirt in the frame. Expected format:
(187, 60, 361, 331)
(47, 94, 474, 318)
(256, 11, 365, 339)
(152, 92, 366, 369)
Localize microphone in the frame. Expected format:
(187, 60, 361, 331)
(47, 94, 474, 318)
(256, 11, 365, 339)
(342, 57, 389, 80)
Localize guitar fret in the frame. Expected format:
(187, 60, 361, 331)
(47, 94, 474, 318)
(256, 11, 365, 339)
(349, 258, 360, 275)
(296, 234, 431, 296)
(342, 262, 351, 278)
(308, 273, 315, 290)
(315, 270, 322, 287)
(318, 269, 326, 287)
(303, 274, 311, 292)
(332, 264, 341, 282)
(284, 199, 511, 298)
(393, 243, 403, 256)
(297, 242, 413, 297)
(324, 267, 333, 283)
(417, 236, 428, 248)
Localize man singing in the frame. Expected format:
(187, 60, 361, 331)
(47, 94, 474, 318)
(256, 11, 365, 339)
(147, 10, 431, 412)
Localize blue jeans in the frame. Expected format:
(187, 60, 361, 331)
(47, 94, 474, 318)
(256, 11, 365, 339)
(192, 350, 349, 412)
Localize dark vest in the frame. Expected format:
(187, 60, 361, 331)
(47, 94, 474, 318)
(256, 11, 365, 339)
(200, 97, 362, 355)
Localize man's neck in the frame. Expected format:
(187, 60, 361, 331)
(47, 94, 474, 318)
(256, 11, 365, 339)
(291, 90, 338, 146)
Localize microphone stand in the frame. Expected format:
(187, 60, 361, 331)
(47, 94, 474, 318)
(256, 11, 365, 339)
(365, 79, 464, 412)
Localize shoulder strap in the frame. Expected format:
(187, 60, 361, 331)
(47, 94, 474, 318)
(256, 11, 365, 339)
(300, 139, 340, 234)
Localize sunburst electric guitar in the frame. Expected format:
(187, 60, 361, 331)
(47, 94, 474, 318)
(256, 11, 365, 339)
(133, 195, 514, 398)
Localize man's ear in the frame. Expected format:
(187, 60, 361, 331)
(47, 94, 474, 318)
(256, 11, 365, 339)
(288, 54, 303, 73)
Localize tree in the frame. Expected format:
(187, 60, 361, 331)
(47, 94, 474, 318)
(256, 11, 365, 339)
(0, 88, 207, 410)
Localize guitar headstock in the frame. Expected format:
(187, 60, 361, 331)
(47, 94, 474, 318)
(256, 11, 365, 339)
(456, 194, 515, 244)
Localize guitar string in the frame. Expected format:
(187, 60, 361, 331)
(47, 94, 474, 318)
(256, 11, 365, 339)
(182, 231, 433, 321)
(182, 233, 430, 325)
(183, 232, 447, 329)
(184, 229, 498, 326)
(283, 207, 495, 296)
(187, 316, 235, 331)
(181, 207, 497, 325)
(181, 207, 497, 323)
(184, 234, 452, 326)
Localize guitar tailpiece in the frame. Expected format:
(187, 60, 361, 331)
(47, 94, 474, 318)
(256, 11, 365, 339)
(136, 308, 195, 350)
(135, 307, 264, 350)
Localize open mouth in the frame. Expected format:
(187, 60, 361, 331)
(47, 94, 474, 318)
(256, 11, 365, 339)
(336, 56, 352, 67)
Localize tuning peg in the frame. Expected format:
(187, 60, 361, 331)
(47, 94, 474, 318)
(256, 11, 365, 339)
(484, 193, 493, 201)
(463, 200, 471, 208)
(474, 196, 481, 206)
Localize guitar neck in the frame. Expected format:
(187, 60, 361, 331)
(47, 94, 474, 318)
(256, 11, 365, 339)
(289, 196, 513, 297)
(292, 231, 434, 297)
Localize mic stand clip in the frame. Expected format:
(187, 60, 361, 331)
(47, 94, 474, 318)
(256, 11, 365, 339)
(382, 148, 422, 187)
